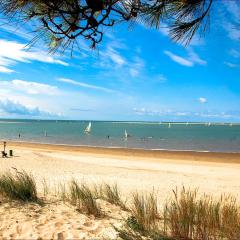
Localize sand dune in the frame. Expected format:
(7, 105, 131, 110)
(0, 198, 126, 239)
(1, 142, 240, 238)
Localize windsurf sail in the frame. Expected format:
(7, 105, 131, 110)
(85, 122, 92, 133)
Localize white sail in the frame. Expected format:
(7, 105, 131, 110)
(230, 123, 233, 127)
(124, 129, 128, 139)
(208, 122, 211, 126)
(168, 123, 171, 128)
(85, 122, 92, 133)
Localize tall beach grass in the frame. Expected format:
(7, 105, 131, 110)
(116, 187, 240, 240)
(0, 169, 38, 202)
(68, 180, 102, 217)
(0, 169, 240, 240)
(100, 183, 127, 210)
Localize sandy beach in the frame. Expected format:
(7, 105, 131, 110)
(1, 142, 240, 239)
(2, 141, 240, 196)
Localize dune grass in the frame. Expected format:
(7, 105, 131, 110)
(100, 183, 127, 210)
(1, 169, 240, 240)
(0, 170, 38, 202)
(162, 187, 240, 239)
(130, 192, 159, 233)
(42, 178, 49, 198)
(68, 180, 102, 217)
(116, 187, 240, 240)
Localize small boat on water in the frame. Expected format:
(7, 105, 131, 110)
(168, 123, 171, 128)
(124, 129, 128, 139)
(85, 122, 92, 134)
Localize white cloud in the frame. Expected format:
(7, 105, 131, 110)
(189, 35, 205, 46)
(188, 50, 207, 65)
(0, 79, 60, 96)
(0, 99, 59, 117)
(132, 107, 240, 120)
(164, 50, 206, 67)
(129, 68, 139, 77)
(0, 23, 33, 41)
(133, 108, 189, 117)
(104, 47, 126, 66)
(129, 57, 145, 77)
(0, 66, 14, 73)
(164, 51, 193, 67)
(225, 23, 240, 41)
(57, 78, 117, 93)
(11, 80, 60, 95)
(199, 97, 207, 103)
(224, 1, 240, 21)
(229, 49, 240, 58)
(222, 1, 240, 41)
(0, 39, 68, 73)
(224, 61, 238, 68)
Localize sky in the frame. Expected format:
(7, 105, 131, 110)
(0, 1, 239, 122)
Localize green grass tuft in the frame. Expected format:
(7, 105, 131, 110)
(116, 187, 240, 240)
(69, 180, 102, 217)
(130, 191, 159, 233)
(100, 183, 127, 210)
(0, 170, 38, 202)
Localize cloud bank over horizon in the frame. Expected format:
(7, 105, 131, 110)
(0, 2, 239, 122)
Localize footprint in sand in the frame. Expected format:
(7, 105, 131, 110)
(81, 221, 100, 234)
(54, 222, 63, 228)
(82, 221, 94, 227)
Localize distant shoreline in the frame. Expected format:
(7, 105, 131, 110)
(6, 140, 240, 164)
(0, 119, 239, 125)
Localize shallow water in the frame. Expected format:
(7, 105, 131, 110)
(0, 120, 239, 153)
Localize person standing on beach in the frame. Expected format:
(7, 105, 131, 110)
(3, 141, 6, 153)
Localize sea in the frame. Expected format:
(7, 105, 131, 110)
(0, 119, 239, 153)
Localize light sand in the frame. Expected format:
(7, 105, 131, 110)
(1, 142, 240, 239)
(2, 142, 240, 198)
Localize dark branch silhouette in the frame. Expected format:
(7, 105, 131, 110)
(0, 0, 214, 53)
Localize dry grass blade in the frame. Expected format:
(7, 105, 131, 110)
(101, 183, 127, 210)
(42, 178, 49, 198)
(163, 187, 240, 240)
(130, 191, 159, 233)
(0, 170, 38, 202)
(69, 180, 102, 217)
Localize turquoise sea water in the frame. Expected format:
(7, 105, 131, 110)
(0, 119, 239, 153)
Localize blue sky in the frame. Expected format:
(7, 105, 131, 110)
(0, 1, 239, 122)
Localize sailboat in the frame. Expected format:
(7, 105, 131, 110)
(85, 122, 92, 134)
(230, 123, 233, 127)
(208, 122, 211, 127)
(168, 123, 171, 128)
(124, 129, 128, 139)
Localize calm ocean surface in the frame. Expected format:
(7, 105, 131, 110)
(0, 119, 239, 153)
